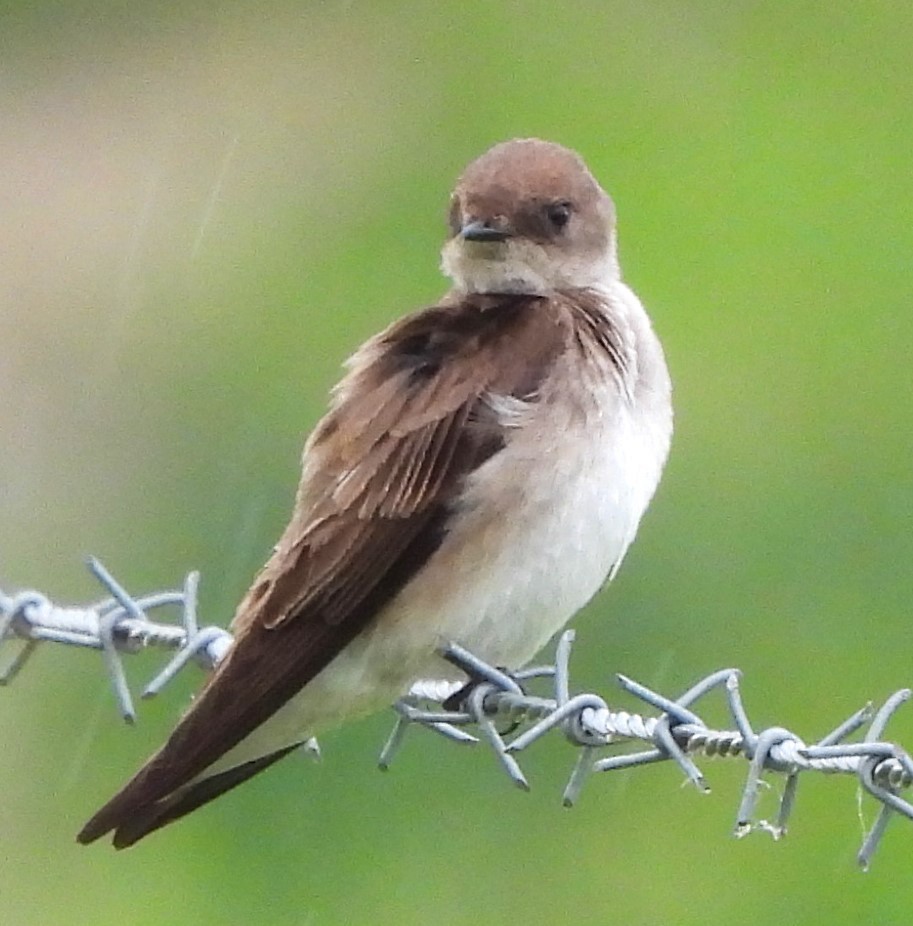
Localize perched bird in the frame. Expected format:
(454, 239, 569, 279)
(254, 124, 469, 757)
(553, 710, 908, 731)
(78, 138, 672, 848)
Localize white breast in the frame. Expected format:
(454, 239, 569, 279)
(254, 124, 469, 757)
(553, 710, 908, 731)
(399, 288, 670, 673)
(210, 283, 671, 772)
(299, 283, 669, 713)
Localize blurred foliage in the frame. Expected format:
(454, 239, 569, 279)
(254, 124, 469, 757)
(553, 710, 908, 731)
(2, 2, 913, 924)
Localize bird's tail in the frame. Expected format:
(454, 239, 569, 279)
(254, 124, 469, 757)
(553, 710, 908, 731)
(77, 743, 300, 848)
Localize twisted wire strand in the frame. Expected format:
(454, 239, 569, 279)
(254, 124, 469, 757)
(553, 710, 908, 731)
(2, 560, 912, 868)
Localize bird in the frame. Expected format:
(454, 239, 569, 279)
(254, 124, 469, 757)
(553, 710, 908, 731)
(77, 138, 673, 848)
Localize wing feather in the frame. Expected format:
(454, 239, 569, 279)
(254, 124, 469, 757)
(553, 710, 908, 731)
(77, 293, 568, 845)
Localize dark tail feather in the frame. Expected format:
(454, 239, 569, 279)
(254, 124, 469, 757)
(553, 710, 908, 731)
(77, 743, 301, 849)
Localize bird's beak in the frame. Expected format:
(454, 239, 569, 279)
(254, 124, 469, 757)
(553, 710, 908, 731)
(460, 219, 512, 242)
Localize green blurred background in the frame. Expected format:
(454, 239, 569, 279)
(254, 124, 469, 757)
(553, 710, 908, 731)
(2, 2, 913, 923)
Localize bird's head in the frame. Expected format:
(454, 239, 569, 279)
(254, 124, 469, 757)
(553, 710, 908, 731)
(441, 138, 619, 295)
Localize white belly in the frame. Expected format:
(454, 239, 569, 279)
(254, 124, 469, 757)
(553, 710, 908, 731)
(213, 328, 671, 773)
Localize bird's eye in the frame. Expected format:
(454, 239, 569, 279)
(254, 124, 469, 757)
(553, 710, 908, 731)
(545, 201, 572, 230)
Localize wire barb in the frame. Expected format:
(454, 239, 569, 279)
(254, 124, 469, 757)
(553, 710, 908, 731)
(2, 561, 912, 868)
(0, 558, 232, 721)
(388, 642, 913, 868)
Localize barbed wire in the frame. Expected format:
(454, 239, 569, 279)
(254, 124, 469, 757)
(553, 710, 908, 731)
(2, 558, 912, 868)
(0, 557, 233, 723)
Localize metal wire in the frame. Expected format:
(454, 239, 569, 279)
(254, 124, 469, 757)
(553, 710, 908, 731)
(2, 560, 912, 868)
(0, 557, 232, 723)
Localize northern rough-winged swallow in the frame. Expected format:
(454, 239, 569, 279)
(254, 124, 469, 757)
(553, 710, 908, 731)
(78, 138, 673, 848)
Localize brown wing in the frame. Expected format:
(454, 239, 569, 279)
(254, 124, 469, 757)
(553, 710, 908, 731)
(78, 292, 567, 845)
